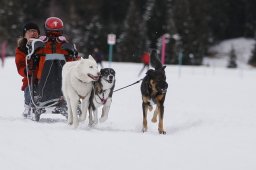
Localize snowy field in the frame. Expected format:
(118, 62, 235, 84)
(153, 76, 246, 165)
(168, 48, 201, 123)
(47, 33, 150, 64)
(204, 37, 255, 68)
(1, 57, 256, 170)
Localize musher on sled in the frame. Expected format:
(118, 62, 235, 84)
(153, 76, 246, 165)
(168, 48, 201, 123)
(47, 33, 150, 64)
(15, 17, 79, 121)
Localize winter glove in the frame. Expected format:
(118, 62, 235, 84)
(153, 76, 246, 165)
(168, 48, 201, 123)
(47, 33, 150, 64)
(26, 39, 45, 58)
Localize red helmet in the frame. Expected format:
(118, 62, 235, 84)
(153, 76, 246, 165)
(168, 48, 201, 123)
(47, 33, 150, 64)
(44, 17, 64, 37)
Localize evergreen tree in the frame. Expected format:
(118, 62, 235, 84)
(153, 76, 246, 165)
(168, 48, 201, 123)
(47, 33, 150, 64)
(142, 0, 155, 49)
(147, 0, 167, 49)
(85, 16, 105, 55)
(244, 0, 256, 37)
(165, 0, 177, 64)
(0, 0, 25, 52)
(0, 0, 256, 61)
(189, 0, 209, 65)
(173, 0, 209, 65)
(64, 0, 105, 56)
(227, 45, 237, 68)
(248, 42, 256, 67)
(173, 0, 194, 65)
(117, 0, 147, 62)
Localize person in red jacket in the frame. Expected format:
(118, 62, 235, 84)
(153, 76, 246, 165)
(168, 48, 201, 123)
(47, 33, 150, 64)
(34, 17, 78, 115)
(35, 17, 77, 80)
(138, 51, 150, 76)
(16, 18, 78, 118)
(15, 22, 40, 117)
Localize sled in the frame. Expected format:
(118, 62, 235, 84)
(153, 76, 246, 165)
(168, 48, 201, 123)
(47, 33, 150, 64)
(25, 39, 77, 121)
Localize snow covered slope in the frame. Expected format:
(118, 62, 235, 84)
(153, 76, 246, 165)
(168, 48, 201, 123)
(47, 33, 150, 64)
(0, 58, 256, 170)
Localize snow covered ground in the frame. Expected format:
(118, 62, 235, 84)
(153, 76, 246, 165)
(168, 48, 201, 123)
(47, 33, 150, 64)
(1, 55, 256, 170)
(204, 37, 255, 68)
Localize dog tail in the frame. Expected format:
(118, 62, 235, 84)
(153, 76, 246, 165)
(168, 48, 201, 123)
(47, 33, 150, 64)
(150, 49, 163, 70)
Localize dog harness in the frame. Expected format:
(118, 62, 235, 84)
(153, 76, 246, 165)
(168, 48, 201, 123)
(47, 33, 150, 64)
(95, 89, 108, 104)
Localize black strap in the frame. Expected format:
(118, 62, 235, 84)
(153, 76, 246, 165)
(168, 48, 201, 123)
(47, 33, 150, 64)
(51, 41, 56, 53)
(114, 79, 143, 93)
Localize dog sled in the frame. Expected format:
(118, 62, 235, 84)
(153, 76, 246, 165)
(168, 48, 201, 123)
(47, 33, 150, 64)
(25, 39, 77, 121)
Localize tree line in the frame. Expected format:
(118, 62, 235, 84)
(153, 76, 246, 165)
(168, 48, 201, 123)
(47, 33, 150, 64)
(1, 0, 256, 65)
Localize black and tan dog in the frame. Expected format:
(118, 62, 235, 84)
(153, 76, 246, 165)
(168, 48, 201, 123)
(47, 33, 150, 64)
(140, 50, 168, 134)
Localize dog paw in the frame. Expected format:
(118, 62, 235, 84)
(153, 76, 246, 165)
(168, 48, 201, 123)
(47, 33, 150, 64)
(158, 129, 166, 135)
(72, 120, 79, 128)
(67, 119, 73, 125)
(142, 127, 148, 133)
(88, 121, 97, 127)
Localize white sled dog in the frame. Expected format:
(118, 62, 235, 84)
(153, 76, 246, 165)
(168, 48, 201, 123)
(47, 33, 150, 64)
(88, 68, 116, 126)
(62, 55, 100, 128)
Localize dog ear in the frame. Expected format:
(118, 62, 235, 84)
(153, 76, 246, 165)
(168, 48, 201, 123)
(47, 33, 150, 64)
(111, 68, 116, 75)
(146, 69, 154, 76)
(100, 68, 105, 75)
(79, 57, 85, 63)
(88, 55, 95, 61)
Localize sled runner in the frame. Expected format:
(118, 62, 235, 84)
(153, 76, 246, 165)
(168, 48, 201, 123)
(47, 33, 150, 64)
(25, 39, 78, 121)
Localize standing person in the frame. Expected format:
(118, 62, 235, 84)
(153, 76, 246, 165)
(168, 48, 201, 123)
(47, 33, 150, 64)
(15, 22, 40, 117)
(1, 41, 7, 67)
(93, 47, 104, 68)
(138, 51, 150, 76)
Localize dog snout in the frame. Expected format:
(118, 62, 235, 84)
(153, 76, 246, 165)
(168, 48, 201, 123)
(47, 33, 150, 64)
(164, 82, 168, 89)
(161, 88, 167, 93)
(109, 75, 113, 80)
(157, 82, 168, 93)
(97, 72, 101, 76)
(163, 83, 168, 93)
